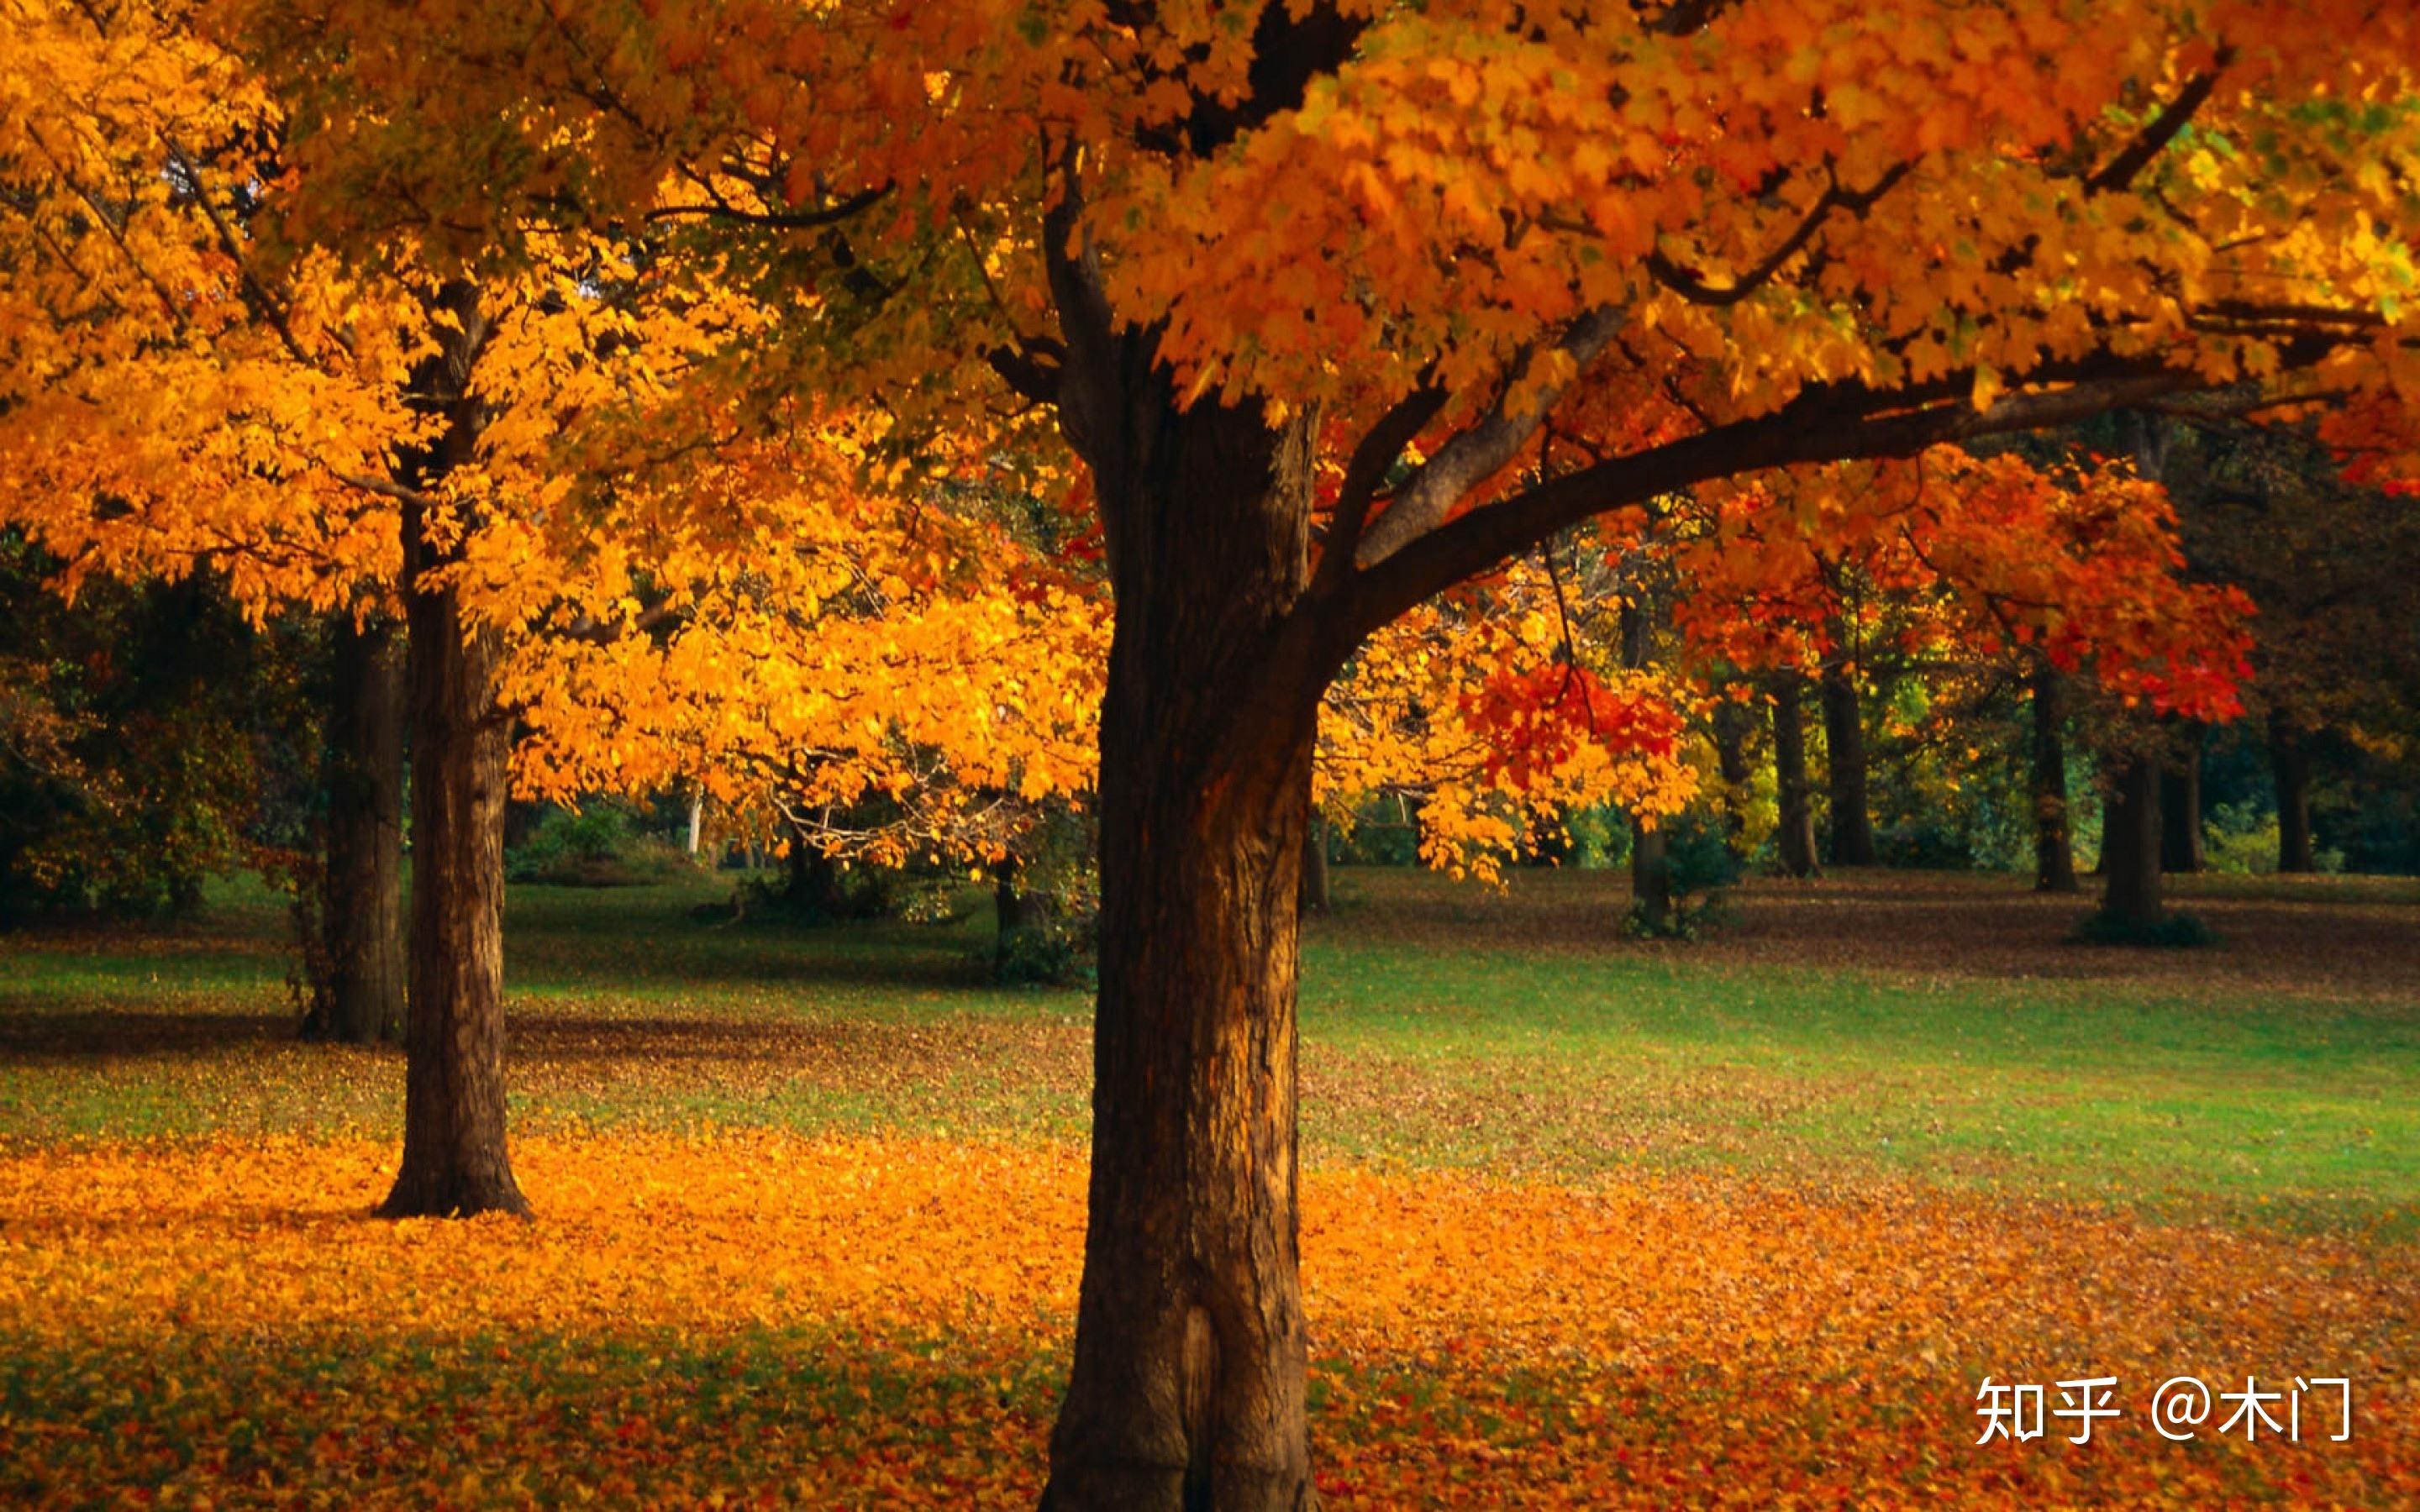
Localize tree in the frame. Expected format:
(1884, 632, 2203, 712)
(0, 0, 792, 1214)
(214, 1, 2420, 1499)
(0, 0, 418, 985)
(0, 533, 315, 922)
(2160, 418, 2420, 873)
(303, 612, 407, 1042)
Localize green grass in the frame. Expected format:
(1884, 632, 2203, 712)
(3, 864, 2417, 1236)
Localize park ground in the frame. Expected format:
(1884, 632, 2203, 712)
(2, 867, 2417, 1506)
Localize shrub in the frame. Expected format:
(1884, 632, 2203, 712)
(508, 806, 692, 887)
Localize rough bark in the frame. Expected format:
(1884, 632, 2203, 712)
(1771, 675, 1821, 879)
(2028, 662, 2079, 894)
(2270, 716, 2317, 874)
(307, 612, 408, 1043)
(2159, 728, 2205, 874)
(1039, 380, 1323, 1511)
(1298, 815, 1330, 917)
(378, 286, 526, 1221)
(2099, 755, 2165, 928)
(1819, 661, 1876, 867)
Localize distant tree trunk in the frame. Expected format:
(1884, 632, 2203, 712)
(1628, 816, 1672, 932)
(1711, 696, 1754, 859)
(2159, 727, 2204, 874)
(2270, 717, 2317, 873)
(784, 835, 844, 916)
(1298, 814, 1330, 916)
(501, 797, 541, 853)
(686, 791, 704, 856)
(1771, 674, 1820, 879)
(1618, 596, 1674, 929)
(1820, 662, 1876, 867)
(994, 862, 1057, 967)
(2099, 756, 2164, 927)
(379, 286, 526, 1221)
(2029, 662, 2078, 894)
(307, 612, 407, 1044)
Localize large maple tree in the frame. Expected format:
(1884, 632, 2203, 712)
(104, 0, 2420, 1503)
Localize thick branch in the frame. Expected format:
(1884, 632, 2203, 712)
(1346, 364, 2209, 642)
(986, 339, 1064, 403)
(333, 472, 437, 507)
(1313, 380, 1446, 594)
(1352, 307, 1627, 568)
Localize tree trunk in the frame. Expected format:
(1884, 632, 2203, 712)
(994, 862, 1060, 965)
(1041, 386, 1322, 1511)
(2029, 662, 2078, 894)
(379, 286, 525, 1221)
(308, 612, 408, 1043)
(2159, 727, 2204, 874)
(2270, 716, 2317, 874)
(784, 835, 845, 916)
(1620, 596, 1673, 929)
(1629, 816, 1672, 933)
(381, 560, 522, 1216)
(2099, 755, 2164, 928)
(1297, 814, 1330, 917)
(1711, 696, 1754, 859)
(1820, 661, 1876, 867)
(1771, 675, 1820, 879)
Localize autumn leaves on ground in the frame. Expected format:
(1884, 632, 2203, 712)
(2, 869, 2415, 1508)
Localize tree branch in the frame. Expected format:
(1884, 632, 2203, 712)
(1645, 161, 1913, 307)
(1352, 307, 1628, 568)
(1345, 362, 2213, 643)
(644, 184, 890, 229)
(1312, 379, 1445, 595)
(2086, 55, 2233, 195)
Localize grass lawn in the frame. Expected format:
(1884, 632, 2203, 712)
(2, 865, 2416, 1505)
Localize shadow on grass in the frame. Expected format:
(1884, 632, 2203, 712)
(0, 1007, 293, 1063)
